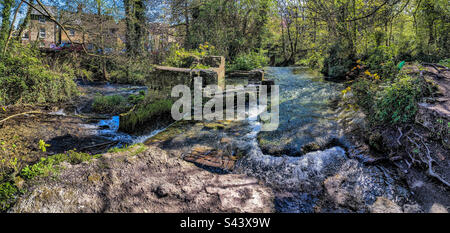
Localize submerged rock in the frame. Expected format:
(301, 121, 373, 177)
(235, 144, 416, 212)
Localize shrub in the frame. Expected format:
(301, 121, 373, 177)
(350, 73, 431, 124)
(228, 51, 269, 71)
(363, 45, 398, 79)
(373, 74, 430, 124)
(0, 182, 18, 211)
(351, 78, 378, 111)
(322, 41, 355, 79)
(108, 56, 153, 85)
(0, 42, 79, 105)
(163, 43, 215, 68)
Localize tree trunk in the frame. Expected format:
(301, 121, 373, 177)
(17, 0, 34, 42)
(0, 0, 14, 49)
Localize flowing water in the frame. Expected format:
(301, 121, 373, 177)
(37, 68, 414, 212)
(233, 67, 412, 212)
(257, 67, 344, 156)
(48, 82, 167, 153)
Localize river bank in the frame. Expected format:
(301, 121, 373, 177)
(2, 67, 449, 213)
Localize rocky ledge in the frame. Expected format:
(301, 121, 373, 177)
(10, 145, 274, 213)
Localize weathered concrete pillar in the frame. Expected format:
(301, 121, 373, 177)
(201, 56, 225, 88)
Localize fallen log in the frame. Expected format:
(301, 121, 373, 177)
(0, 111, 43, 124)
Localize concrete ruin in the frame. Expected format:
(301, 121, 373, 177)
(147, 56, 226, 92)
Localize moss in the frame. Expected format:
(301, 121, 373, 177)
(203, 122, 226, 130)
(107, 143, 146, 156)
(145, 120, 192, 144)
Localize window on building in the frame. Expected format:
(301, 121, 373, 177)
(69, 29, 75, 36)
(39, 28, 46, 38)
(39, 16, 46, 23)
(22, 32, 29, 39)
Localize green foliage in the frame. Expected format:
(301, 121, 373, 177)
(108, 56, 154, 85)
(0, 182, 17, 211)
(351, 78, 378, 112)
(373, 74, 430, 124)
(0, 0, 14, 48)
(163, 43, 214, 68)
(363, 45, 398, 79)
(228, 51, 269, 71)
(92, 94, 130, 114)
(179, 0, 271, 60)
(301, 50, 324, 70)
(0, 42, 79, 105)
(351, 73, 431, 125)
(322, 41, 355, 79)
(38, 140, 50, 152)
(439, 58, 450, 68)
(92, 90, 146, 114)
(20, 150, 100, 180)
(108, 143, 146, 156)
(0, 150, 100, 211)
(119, 98, 173, 133)
(127, 91, 146, 105)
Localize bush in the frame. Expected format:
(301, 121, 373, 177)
(228, 51, 269, 71)
(108, 56, 153, 85)
(0, 182, 18, 211)
(439, 58, 450, 68)
(350, 73, 431, 124)
(163, 43, 215, 68)
(363, 45, 398, 79)
(322, 41, 355, 79)
(0, 42, 79, 105)
(373, 74, 430, 124)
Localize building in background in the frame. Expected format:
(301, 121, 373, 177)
(59, 4, 125, 52)
(20, 4, 176, 54)
(21, 5, 58, 48)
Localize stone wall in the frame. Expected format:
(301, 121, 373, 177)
(147, 66, 221, 92)
(147, 56, 226, 93)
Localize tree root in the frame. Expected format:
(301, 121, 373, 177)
(422, 63, 449, 72)
(397, 127, 403, 146)
(413, 132, 450, 188)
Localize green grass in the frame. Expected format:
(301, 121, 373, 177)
(92, 94, 131, 114)
(19, 150, 101, 180)
(119, 99, 173, 133)
(107, 143, 146, 156)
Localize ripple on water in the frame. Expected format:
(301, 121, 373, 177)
(257, 67, 344, 156)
